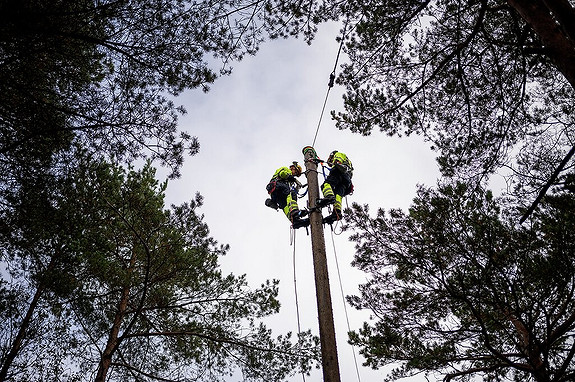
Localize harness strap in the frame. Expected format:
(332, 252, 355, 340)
(321, 163, 330, 181)
(266, 180, 277, 194)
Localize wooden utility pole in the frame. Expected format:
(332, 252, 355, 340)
(302, 146, 341, 382)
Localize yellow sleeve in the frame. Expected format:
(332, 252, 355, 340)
(273, 166, 291, 180)
(334, 153, 352, 168)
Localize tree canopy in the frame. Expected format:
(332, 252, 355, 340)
(329, 0, 575, 187)
(5, 1, 575, 381)
(344, 183, 575, 382)
(240, 0, 575, 203)
(0, 160, 319, 382)
(0, 2, 330, 380)
(244, 1, 575, 380)
(0, 0, 326, 180)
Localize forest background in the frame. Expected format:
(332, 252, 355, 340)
(1, 1, 574, 382)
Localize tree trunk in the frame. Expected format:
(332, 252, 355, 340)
(0, 255, 59, 382)
(94, 248, 138, 382)
(0, 283, 46, 382)
(503, 308, 550, 382)
(94, 283, 131, 382)
(507, 0, 575, 91)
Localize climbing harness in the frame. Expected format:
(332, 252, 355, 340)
(321, 163, 331, 180)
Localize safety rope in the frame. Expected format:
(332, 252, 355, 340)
(329, 228, 362, 382)
(311, 21, 349, 148)
(291, 230, 307, 382)
(321, 163, 330, 180)
(292, 231, 302, 333)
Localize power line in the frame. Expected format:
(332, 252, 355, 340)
(312, 86, 333, 148)
(311, 21, 349, 148)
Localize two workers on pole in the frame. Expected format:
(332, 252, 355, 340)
(265, 149, 353, 229)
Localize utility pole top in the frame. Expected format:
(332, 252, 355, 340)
(302, 146, 341, 382)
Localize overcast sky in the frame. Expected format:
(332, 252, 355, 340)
(161, 21, 442, 382)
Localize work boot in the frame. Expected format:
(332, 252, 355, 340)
(265, 198, 279, 210)
(316, 196, 335, 208)
(322, 210, 342, 225)
(292, 217, 310, 229)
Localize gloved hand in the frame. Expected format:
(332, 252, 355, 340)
(287, 175, 296, 182)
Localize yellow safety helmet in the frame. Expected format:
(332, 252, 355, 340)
(327, 150, 338, 166)
(290, 161, 302, 177)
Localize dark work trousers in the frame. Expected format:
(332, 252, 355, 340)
(323, 168, 353, 198)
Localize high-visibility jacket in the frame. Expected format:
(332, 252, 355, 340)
(268, 167, 300, 220)
(330, 152, 353, 177)
(271, 166, 292, 182)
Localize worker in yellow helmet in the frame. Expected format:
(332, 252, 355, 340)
(317, 150, 353, 224)
(265, 162, 310, 229)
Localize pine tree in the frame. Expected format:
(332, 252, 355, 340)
(0, 160, 319, 382)
(345, 183, 575, 382)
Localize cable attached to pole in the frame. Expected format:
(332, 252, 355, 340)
(292, 231, 302, 334)
(312, 86, 333, 148)
(311, 21, 349, 148)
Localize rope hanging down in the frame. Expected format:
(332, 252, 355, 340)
(291, 231, 307, 382)
(311, 21, 349, 148)
(329, 228, 362, 382)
